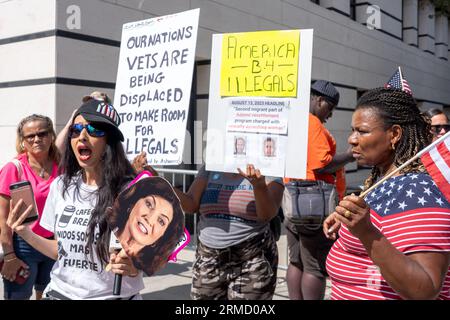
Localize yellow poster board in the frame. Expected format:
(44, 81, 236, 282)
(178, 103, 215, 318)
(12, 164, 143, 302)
(220, 30, 300, 97)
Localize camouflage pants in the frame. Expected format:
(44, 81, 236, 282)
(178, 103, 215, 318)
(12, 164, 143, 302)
(191, 230, 278, 300)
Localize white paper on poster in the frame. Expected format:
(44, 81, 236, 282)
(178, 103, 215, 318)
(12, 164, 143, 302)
(225, 98, 289, 135)
(206, 29, 313, 178)
(223, 133, 287, 177)
(113, 9, 200, 165)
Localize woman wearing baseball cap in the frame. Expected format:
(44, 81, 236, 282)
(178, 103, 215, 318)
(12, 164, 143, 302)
(55, 91, 113, 152)
(7, 99, 145, 299)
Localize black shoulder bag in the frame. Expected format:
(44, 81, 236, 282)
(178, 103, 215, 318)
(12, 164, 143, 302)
(281, 180, 338, 232)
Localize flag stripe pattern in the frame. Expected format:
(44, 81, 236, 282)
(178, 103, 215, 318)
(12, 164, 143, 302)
(384, 68, 412, 95)
(199, 184, 258, 222)
(326, 173, 450, 300)
(421, 136, 450, 203)
(402, 78, 411, 94)
(96, 102, 120, 126)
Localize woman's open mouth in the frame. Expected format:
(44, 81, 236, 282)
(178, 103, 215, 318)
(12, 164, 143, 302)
(137, 221, 148, 235)
(77, 145, 92, 161)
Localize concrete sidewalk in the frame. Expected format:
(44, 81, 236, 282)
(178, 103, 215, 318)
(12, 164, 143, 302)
(1, 235, 331, 300)
(140, 247, 293, 300)
(137, 234, 331, 300)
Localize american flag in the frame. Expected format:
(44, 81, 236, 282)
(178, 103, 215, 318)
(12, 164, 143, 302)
(420, 131, 450, 203)
(199, 187, 258, 222)
(364, 173, 448, 217)
(385, 67, 412, 95)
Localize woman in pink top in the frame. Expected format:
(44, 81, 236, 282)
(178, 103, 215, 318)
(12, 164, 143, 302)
(0, 114, 59, 300)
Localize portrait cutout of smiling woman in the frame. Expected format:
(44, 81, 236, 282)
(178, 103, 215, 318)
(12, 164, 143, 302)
(108, 174, 185, 276)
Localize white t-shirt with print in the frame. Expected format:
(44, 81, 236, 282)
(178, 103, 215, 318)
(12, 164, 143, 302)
(40, 175, 144, 300)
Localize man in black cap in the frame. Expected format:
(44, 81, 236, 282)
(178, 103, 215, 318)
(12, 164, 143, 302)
(310, 80, 339, 123)
(283, 80, 355, 300)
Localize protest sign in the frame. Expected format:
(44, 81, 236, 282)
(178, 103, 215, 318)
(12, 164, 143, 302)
(113, 9, 200, 165)
(206, 29, 313, 178)
(107, 171, 186, 277)
(220, 30, 300, 97)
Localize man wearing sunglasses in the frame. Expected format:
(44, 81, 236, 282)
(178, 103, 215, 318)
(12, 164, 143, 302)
(423, 108, 450, 142)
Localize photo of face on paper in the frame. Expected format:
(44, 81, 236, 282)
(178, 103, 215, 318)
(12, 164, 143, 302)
(234, 136, 246, 156)
(107, 175, 185, 276)
(263, 136, 276, 157)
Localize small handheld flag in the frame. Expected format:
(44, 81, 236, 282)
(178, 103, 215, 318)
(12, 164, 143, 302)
(385, 66, 412, 95)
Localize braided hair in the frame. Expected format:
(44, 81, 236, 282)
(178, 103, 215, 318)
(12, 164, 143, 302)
(356, 88, 432, 190)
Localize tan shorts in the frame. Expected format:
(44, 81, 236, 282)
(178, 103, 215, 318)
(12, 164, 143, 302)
(285, 220, 334, 279)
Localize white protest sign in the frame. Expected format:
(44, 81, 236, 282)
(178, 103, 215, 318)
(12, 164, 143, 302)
(206, 29, 313, 178)
(114, 9, 200, 165)
(225, 99, 289, 135)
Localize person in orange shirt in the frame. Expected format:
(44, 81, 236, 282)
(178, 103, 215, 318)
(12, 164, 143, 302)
(283, 80, 355, 300)
(334, 168, 347, 201)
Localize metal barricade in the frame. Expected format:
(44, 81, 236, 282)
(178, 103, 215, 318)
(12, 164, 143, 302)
(154, 167, 289, 270)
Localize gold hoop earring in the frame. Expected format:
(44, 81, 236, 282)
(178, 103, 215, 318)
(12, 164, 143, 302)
(391, 142, 396, 150)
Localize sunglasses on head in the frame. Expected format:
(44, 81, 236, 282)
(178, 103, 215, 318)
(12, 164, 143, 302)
(431, 124, 450, 134)
(70, 123, 106, 138)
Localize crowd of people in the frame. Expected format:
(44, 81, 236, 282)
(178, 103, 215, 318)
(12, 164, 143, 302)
(1, 81, 449, 300)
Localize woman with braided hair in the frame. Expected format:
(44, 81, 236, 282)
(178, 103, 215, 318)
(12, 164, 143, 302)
(323, 87, 450, 299)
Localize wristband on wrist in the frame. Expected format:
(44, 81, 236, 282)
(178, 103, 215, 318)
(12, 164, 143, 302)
(3, 251, 15, 257)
